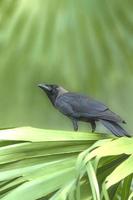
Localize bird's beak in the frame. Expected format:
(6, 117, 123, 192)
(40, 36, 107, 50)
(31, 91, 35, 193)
(38, 84, 51, 91)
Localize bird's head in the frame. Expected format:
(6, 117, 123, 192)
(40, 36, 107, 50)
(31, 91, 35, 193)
(38, 83, 67, 105)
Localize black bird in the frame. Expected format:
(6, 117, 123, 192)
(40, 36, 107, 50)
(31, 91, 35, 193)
(38, 84, 130, 137)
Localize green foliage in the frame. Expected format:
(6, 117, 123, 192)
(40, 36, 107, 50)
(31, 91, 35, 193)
(0, 1, 133, 199)
(0, 127, 132, 200)
(0, 0, 133, 131)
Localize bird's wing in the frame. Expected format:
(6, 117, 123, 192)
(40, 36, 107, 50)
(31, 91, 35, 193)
(55, 92, 107, 113)
(55, 92, 123, 123)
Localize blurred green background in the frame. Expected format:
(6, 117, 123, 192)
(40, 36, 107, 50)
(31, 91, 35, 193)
(0, 0, 133, 133)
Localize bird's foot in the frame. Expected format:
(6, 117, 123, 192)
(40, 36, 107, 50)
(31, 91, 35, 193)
(90, 121, 96, 133)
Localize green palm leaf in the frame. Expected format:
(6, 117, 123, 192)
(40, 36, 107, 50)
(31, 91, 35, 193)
(0, 127, 133, 199)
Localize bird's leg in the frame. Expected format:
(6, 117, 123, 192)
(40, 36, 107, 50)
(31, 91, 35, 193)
(91, 121, 96, 133)
(71, 119, 78, 131)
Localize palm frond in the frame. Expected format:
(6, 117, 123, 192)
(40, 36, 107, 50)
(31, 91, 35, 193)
(0, 127, 133, 199)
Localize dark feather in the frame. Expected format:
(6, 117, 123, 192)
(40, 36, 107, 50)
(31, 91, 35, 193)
(55, 93, 124, 123)
(100, 119, 130, 137)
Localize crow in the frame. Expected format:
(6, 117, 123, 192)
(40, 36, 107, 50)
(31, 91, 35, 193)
(38, 83, 130, 137)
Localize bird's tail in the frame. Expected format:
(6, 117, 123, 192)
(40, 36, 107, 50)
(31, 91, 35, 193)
(100, 119, 131, 137)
